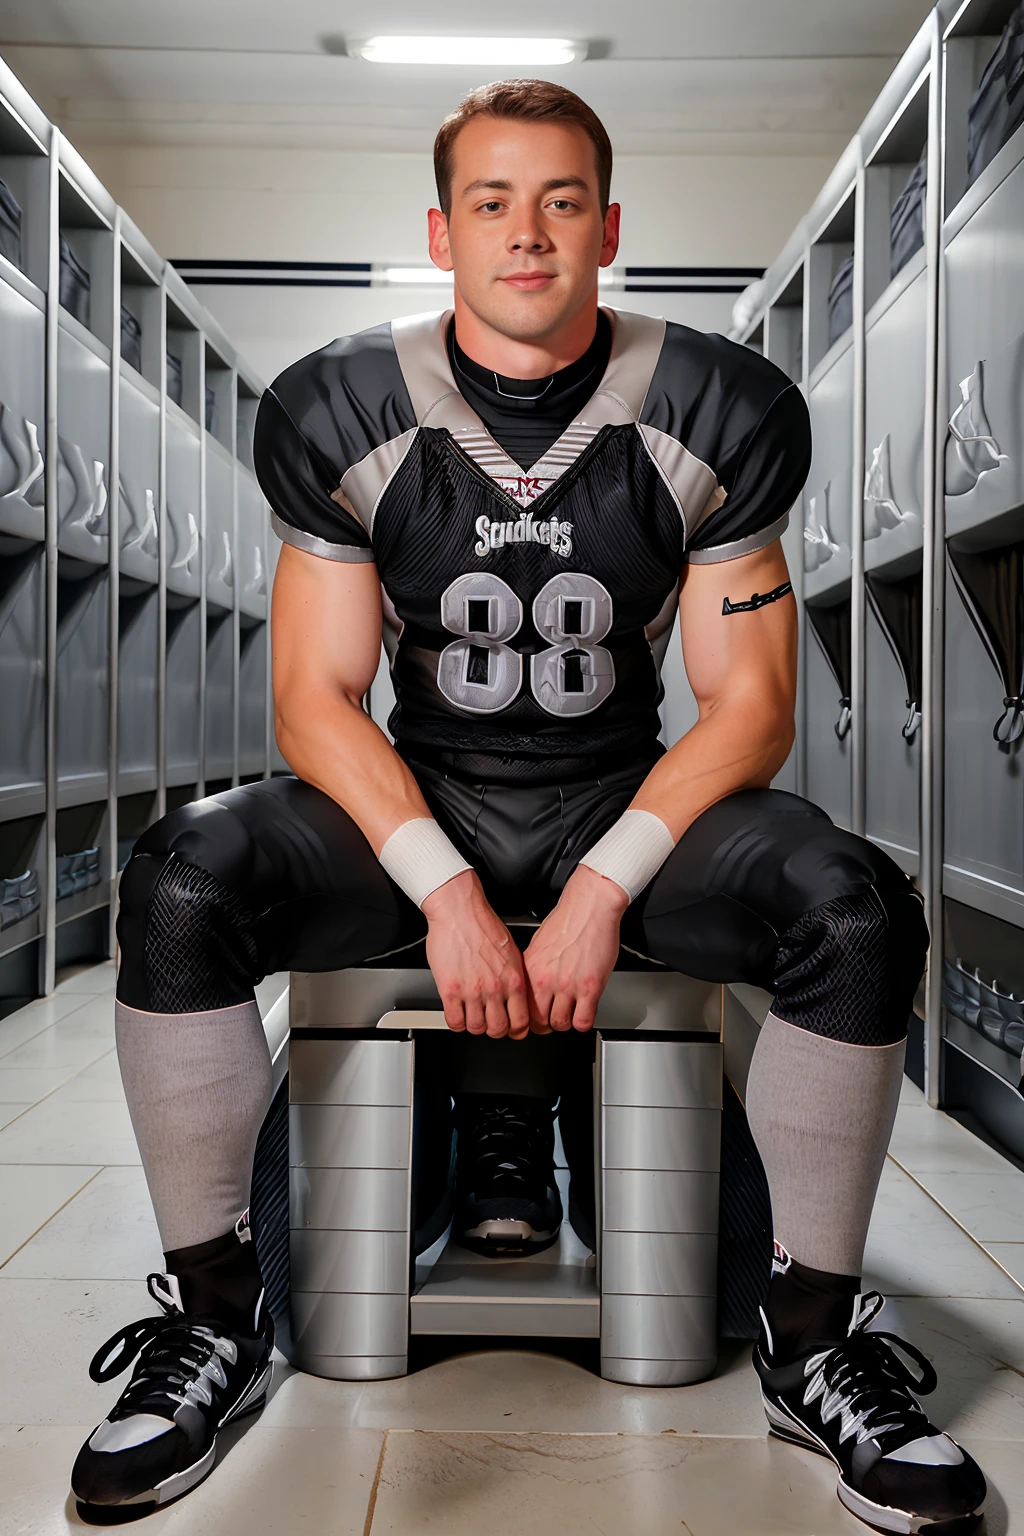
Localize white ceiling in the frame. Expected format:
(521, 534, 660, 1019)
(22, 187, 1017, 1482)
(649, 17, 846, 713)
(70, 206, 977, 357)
(0, 0, 936, 156)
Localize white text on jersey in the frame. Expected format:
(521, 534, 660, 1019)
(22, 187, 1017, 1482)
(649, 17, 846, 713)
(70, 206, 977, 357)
(474, 512, 573, 558)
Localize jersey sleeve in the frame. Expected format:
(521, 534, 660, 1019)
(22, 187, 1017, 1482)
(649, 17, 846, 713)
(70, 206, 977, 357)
(685, 383, 811, 565)
(254, 387, 375, 563)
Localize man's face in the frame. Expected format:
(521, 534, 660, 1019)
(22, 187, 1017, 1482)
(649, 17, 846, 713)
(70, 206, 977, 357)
(427, 116, 619, 345)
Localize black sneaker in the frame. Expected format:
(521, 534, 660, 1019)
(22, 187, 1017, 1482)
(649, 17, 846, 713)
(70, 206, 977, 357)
(755, 1290, 987, 1533)
(452, 1094, 563, 1256)
(71, 1272, 274, 1516)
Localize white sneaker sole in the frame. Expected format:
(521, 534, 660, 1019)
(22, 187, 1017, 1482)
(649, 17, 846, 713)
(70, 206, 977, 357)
(761, 1392, 983, 1535)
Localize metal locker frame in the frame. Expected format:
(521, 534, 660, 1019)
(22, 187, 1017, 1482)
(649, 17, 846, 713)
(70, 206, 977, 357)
(733, 0, 1024, 1129)
(0, 56, 271, 999)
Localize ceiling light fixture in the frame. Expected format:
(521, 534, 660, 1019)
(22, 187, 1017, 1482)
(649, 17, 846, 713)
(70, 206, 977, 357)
(350, 37, 587, 66)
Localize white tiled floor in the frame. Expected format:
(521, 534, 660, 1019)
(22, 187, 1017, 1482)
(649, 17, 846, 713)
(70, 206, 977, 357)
(1, 962, 1023, 1533)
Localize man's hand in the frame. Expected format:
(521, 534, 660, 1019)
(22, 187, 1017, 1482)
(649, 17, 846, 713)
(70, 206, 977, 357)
(523, 865, 628, 1032)
(423, 870, 531, 1039)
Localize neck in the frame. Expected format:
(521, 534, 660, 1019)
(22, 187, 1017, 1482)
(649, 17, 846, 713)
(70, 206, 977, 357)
(451, 288, 601, 379)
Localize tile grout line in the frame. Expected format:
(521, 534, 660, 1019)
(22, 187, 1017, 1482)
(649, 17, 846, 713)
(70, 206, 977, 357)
(362, 1430, 387, 1536)
(886, 1153, 1024, 1298)
(0, 1166, 105, 1273)
(0, 1049, 118, 1133)
(0, 995, 101, 1063)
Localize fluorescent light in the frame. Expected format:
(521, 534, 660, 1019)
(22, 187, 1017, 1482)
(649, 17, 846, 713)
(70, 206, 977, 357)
(351, 37, 586, 66)
(382, 267, 454, 285)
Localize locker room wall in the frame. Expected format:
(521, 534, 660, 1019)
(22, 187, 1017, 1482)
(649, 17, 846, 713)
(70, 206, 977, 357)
(84, 145, 839, 271)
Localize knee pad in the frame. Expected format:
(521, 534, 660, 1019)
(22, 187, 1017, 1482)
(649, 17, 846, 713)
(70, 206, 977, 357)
(772, 884, 928, 1047)
(117, 851, 259, 1013)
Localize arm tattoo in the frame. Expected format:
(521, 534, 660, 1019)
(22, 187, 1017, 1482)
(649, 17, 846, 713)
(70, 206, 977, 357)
(722, 579, 793, 616)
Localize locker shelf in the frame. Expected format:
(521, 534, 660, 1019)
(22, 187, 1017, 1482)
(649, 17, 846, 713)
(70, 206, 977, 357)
(942, 865, 1024, 930)
(0, 784, 45, 821)
(56, 774, 109, 811)
(54, 885, 110, 928)
(944, 120, 1024, 243)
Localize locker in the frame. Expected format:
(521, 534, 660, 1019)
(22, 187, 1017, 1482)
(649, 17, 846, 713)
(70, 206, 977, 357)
(238, 619, 267, 775)
(117, 372, 159, 586)
(0, 279, 44, 546)
(117, 584, 158, 791)
(166, 597, 201, 786)
(206, 437, 235, 614)
(56, 321, 109, 566)
(205, 609, 234, 780)
(0, 548, 44, 814)
(804, 341, 854, 602)
(166, 412, 201, 600)
(56, 566, 109, 804)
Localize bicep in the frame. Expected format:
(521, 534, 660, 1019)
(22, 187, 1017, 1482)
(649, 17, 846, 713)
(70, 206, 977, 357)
(272, 544, 383, 709)
(678, 540, 797, 718)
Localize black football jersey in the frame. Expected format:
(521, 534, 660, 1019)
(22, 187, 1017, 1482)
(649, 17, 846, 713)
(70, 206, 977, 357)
(254, 308, 810, 783)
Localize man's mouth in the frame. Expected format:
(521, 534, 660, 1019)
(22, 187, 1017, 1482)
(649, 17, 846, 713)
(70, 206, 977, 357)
(500, 272, 558, 291)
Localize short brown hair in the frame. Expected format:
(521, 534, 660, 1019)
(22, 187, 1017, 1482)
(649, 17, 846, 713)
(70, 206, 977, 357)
(433, 79, 613, 217)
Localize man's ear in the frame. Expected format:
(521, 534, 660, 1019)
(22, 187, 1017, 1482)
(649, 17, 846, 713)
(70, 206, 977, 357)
(427, 207, 454, 273)
(600, 203, 621, 269)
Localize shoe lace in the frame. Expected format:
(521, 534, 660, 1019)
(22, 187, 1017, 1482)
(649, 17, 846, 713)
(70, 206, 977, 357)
(87, 1273, 239, 1417)
(461, 1101, 553, 1195)
(802, 1292, 938, 1447)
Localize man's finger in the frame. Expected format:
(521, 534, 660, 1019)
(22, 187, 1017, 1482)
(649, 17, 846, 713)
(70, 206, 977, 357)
(484, 997, 510, 1038)
(549, 991, 575, 1032)
(507, 986, 531, 1039)
(571, 997, 597, 1032)
(464, 997, 487, 1035)
(443, 997, 466, 1032)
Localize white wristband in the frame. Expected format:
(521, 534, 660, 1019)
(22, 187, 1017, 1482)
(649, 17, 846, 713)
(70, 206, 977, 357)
(378, 818, 472, 909)
(578, 809, 675, 903)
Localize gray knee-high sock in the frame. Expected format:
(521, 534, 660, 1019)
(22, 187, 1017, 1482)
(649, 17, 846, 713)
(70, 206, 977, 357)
(116, 1000, 273, 1253)
(745, 1012, 905, 1276)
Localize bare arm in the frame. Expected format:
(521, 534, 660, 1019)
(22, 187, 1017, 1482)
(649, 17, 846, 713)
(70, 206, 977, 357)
(523, 539, 797, 1032)
(272, 543, 529, 1038)
(630, 538, 797, 834)
(272, 542, 432, 851)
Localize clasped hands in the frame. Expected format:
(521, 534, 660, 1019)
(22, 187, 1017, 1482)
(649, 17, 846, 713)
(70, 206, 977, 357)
(422, 864, 628, 1039)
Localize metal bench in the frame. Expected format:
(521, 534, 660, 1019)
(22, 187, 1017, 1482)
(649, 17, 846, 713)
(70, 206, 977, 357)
(274, 943, 723, 1389)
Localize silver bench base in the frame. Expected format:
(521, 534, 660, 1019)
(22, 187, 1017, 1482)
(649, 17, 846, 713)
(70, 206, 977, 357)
(285, 966, 722, 1387)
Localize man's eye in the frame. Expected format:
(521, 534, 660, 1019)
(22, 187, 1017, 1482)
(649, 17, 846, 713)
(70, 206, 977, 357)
(480, 202, 503, 213)
(549, 200, 574, 211)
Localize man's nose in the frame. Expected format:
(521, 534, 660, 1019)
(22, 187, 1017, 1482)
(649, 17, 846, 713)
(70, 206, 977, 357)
(508, 216, 550, 253)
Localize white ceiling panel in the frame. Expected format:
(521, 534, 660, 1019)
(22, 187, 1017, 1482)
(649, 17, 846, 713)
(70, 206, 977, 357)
(0, 0, 935, 59)
(0, 0, 936, 154)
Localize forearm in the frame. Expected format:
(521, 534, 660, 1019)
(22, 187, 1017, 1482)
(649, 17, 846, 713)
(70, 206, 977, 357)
(574, 690, 792, 905)
(276, 684, 433, 857)
(630, 691, 794, 841)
